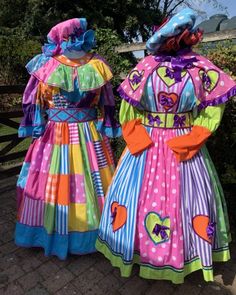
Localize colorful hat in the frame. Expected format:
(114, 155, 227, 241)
(42, 18, 96, 57)
(146, 8, 197, 54)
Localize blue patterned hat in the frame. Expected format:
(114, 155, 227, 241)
(146, 8, 197, 54)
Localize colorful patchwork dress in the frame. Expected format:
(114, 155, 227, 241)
(15, 45, 120, 258)
(96, 9, 236, 282)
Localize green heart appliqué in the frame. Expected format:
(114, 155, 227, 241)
(128, 70, 144, 91)
(157, 66, 187, 87)
(145, 212, 170, 245)
(199, 69, 219, 93)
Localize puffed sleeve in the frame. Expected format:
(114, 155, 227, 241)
(96, 82, 121, 138)
(18, 76, 46, 138)
(167, 104, 225, 162)
(119, 99, 153, 155)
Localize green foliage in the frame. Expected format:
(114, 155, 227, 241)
(0, 35, 41, 84)
(198, 41, 236, 185)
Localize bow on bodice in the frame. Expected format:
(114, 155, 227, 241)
(155, 55, 198, 83)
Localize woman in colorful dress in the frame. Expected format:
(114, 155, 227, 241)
(15, 18, 120, 260)
(96, 8, 236, 283)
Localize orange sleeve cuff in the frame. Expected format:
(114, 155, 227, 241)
(122, 119, 153, 155)
(166, 125, 212, 162)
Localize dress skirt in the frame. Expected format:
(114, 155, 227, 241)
(15, 113, 115, 260)
(96, 127, 231, 283)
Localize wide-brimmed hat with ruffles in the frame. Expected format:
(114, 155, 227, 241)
(42, 18, 95, 57)
(146, 8, 198, 54)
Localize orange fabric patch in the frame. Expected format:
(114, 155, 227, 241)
(57, 175, 70, 205)
(45, 174, 59, 204)
(192, 215, 211, 243)
(167, 125, 212, 162)
(54, 53, 93, 67)
(111, 202, 127, 232)
(122, 119, 153, 155)
(54, 123, 69, 145)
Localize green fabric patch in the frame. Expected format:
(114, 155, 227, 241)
(47, 64, 74, 91)
(44, 203, 56, 234)
(49, 145, 60, 174)
(77, 64, 104, 91)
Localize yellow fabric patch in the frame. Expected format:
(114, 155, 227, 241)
(99, 166, 114, 194)
(88, 59, 113, 82)
(68, 203, 88, 232)
(89, 121, 101, 141)
(69, 144, 83, 174)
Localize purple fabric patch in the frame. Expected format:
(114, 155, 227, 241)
(207, 222, 216, 239)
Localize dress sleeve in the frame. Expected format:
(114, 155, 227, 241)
(119, 99, 153, 155)
(18, 76, 47, 138)
(166, 104, 225, 162)
(96, 82, 121, 138)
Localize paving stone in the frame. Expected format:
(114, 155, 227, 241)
(98, 273, 124, 293)
(0, 241, 18, 256)
(72, 267, 105, 293)
(24, 284, 50, 295)
(174, 280, 202, 295)
(67, 254, 97, 275)
(201, 283, 231, 295)
(119, 275, 150, 295)
(0, 281, 24, 295)
(42, 268, 74, 293)
(37, 261, 60, 280)
(15, 249, 43, 272)
(0, 264, 24, 286)
(17, 270, 43, 291)
(145, 280, 176, 295)
(94, 255, 114, 275)
(55, 283, 82, 295)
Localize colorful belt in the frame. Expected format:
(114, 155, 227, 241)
(47, 108, 97, 123)
(142, 111, 193, 129)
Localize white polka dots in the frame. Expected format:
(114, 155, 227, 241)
(153, 155, 157, 160)
(172, 189, 177, 194)
(173, 230, 177, 236)
(172, 256, 176, 261)
(220, 81, 225, 86)
(143, 253, 147, 257)
(172, 203, 177, 208)
(151, 247, 156, 253)
(145, 240, 150, 245)
(154, 188, 158, 194)
(160, 196, 165, 201)
(161, 243, 166, 248)
(148, 181, 152, 186)
(173, 243, 177, 248)
(195, 76, 200, 81)
(151, 168, 155, 173)
(171, 162, 175, 167)
(139, 233, 143, 238)
(144, 208, 148, 213)
(162, 182, 165, 188)
(157, 256, 163, 261)
(171, 175, 176, 180)
(156, 175, 159, 180)
(152, 202, 157, 207)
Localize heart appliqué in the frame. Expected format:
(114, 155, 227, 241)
(111, 202, 127, 232)
(157, 66, 187, 87)
(158, 91, 178, 110)
(199, 69, 219, 93)
(145, 212, 170, 245)
(128, 70, 144, 91)
(192, 215, 212, 243)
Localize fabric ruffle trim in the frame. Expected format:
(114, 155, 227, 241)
(26, 53, 113, 92)
(95, 120, 122, 138)
(198, 85, 236, 110)
(117, 86, 143, 109)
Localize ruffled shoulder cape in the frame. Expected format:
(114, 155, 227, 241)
(118, 51, 236, 110)
(26, 53, 113, 92)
